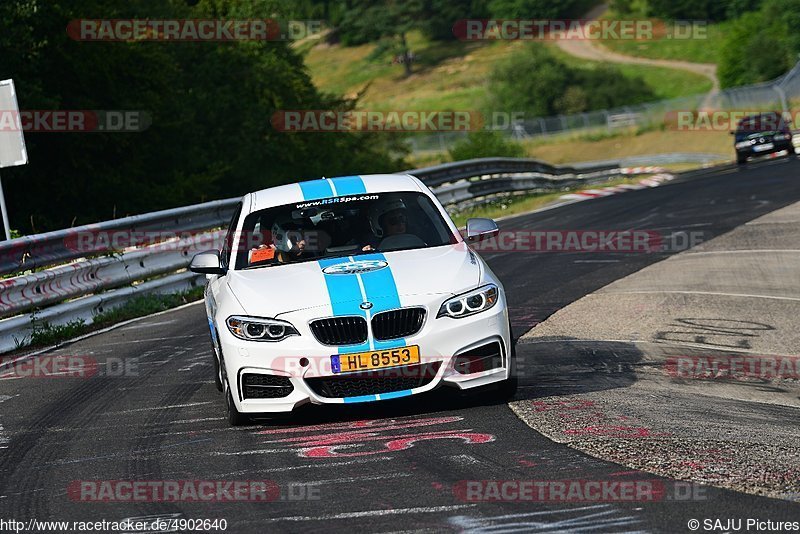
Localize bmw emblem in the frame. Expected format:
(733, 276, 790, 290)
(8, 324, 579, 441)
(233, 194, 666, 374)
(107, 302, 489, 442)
(360, 301, 373, 310)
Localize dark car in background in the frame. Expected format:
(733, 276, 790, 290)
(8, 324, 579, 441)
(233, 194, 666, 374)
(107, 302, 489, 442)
(733, 112, 797, 164)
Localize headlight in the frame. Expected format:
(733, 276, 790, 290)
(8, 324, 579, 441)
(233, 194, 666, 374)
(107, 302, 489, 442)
(773, 133, 789, 141)
(437, 284, 499, 319)
(735, 140, 755, 149)
(226, 315, 299, 342)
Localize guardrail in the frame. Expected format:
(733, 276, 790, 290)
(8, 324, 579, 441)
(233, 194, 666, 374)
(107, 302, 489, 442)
(0, 198, 238, 276)
(0, 155, 697, 353)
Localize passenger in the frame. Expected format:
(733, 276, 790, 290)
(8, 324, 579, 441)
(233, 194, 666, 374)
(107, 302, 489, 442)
(362, 198, 409, 251)
(249, 217, 310, 264)
(271, 217, 312, 263)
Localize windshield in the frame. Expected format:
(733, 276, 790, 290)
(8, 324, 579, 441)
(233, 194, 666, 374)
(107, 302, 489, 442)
(735, 113, 790, 140)
(234, 191, 458, 269)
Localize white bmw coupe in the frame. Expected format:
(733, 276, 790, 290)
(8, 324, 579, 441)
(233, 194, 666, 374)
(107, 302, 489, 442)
(190, 173, 516, 425)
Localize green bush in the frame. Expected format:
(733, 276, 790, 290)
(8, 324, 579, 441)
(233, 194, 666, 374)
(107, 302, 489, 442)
(448, 131, 525, 161)
(646, 0, 762, 21)
(487, 45, 656, 117)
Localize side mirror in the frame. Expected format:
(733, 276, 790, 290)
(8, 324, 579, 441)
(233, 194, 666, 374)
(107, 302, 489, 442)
(465, 218, 499, 243)
(189, 250, 226, 275)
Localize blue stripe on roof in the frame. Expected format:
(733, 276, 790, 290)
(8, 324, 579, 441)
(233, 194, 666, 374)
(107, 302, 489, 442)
(298, 180, 334, 201)
(329, 175, 366, 195)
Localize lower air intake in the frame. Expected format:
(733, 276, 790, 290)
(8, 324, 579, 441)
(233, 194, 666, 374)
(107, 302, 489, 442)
(305, 362, 441, 398)
(242, 374, 294, 399)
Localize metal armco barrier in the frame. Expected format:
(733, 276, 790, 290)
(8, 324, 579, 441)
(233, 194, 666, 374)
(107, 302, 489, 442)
(0, 198, 237, 276)
(0, 230, 225, 318)
(407, 157, 617, 187)
(0, 155, 699, 353)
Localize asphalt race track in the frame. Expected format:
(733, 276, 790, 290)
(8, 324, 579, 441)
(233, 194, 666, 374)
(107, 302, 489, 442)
(1, 158, 800, 533)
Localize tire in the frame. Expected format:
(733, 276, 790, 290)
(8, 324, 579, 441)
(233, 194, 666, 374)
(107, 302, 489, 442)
(212, 339, 223, 392)
(225, 386, 250, 427)
(496, 336, 518, 400)
(736, 153, 747, 165)
(220, 353, 249, 426)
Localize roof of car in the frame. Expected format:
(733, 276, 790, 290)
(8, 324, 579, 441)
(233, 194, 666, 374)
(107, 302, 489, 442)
(247, 173, 425, 213)
(736, 112, 788, 129)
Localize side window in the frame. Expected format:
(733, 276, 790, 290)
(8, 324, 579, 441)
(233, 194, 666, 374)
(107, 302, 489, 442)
(220, 202, 242, 269)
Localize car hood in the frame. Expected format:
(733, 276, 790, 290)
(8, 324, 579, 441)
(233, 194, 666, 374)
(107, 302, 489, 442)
(225, 243, 481, 317)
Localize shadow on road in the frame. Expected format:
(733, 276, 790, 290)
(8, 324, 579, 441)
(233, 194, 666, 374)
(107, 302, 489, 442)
(514, 336, 644, 400)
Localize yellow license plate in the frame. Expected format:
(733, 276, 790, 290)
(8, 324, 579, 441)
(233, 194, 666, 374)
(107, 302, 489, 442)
(332, 345, 420, 374)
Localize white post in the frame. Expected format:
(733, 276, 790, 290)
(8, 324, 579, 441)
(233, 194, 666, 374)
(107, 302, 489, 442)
(0, 170, 11, 240)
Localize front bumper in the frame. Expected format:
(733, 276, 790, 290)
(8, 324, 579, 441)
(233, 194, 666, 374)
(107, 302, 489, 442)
(216, 295, 511, 414)
(737, 141, 794, 160)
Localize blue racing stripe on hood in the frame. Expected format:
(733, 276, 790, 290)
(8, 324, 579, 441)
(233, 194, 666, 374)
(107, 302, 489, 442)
(317, 257, 370, 354)
(304, 180, 409, 355)
(318, 254, 407, 352)
(356, 252, 406, 350)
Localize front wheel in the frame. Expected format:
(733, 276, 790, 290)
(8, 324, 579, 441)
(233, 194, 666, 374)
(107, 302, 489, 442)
(496, 338, 518, 400)
(225, 387, 249, 426)
(220, 353, 250, 426)
(736, 153, 747, 165)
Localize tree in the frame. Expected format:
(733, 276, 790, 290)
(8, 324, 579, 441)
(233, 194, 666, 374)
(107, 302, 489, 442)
(717, 3, 797, 88)
(0, 0, 407, 232)
(488, 0, 594, 19)
(337, 0, 426, 76)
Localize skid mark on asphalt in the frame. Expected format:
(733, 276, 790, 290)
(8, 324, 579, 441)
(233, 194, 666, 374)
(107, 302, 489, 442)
(261, 504, 477, 522)
(255, 415, 496, 458)
(28, 437, 213, 468)
(101, 401, 213, 415)
(445, 454, 483, 466)
(212, 456, 394, 476)
(292, 472, 412, 485)
(169, 417, 225, 424)
(448, 504, 645, 533)
(98, 335, 199, 346)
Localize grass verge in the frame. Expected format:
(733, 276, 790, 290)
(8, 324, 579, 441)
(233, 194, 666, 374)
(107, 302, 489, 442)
(22, 286, 205, 350)
(522, 128, 731, 164)
(597, 12, 728, 64)
(545, 44, 712, 99)
(303, 31, 713, 112)
(406, 127, 732, 168)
